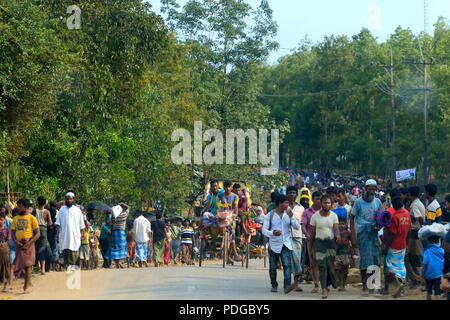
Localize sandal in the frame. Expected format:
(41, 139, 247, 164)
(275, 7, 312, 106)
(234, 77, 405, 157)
(311, 286, 319, 293)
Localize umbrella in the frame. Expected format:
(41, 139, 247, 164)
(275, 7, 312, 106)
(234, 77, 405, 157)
(87, 202, 111, 212)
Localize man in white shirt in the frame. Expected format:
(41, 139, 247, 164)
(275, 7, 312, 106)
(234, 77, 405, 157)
(287, 186, 305, 291)
(133, 211, 152, 267)
(262, 194, 301, 294)
(55, 192, 85, 269)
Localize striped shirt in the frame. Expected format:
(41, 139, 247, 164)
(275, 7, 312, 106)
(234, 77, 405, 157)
(112, 210, 129, 230)
(181, 227, 194, 245)
(426, 199, 442, 224)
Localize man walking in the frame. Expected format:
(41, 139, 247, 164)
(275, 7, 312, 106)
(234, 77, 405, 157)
(133, 211, 152, 267)
(55, 192, 85, 270)
(286, 186, 305, 291)
(151, 211, 166, 267)
(301, 191, 322, 293)
(350, 180, 384, 296)
(262, 194, 300, 294)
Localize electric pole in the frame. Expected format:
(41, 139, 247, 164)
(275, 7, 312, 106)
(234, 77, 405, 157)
(402, 49, 434, 185)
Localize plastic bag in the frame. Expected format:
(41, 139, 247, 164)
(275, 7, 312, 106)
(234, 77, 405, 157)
(418, 223, 447, 241)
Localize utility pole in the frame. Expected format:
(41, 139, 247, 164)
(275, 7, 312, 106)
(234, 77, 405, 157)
(372, 46, 396, 186)
(402, 48, 434, 185)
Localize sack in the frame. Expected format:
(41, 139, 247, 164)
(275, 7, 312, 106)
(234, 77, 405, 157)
(441, 277, 450, 292)
(202, 212, 218, 228)
(216, 210, 234, 228)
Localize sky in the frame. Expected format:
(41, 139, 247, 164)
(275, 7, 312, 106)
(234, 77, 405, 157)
(146, 0, 450, 64)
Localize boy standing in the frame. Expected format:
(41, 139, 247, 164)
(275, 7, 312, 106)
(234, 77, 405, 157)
(335, 217, 352, 291)
(181, 219, 194, 265)
(422, 235, 445, 300)
(79, 219, 91, 270)
(11, 198, 40, 293)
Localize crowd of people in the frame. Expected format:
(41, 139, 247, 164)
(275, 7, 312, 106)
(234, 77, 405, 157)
(0, 191, 202, 294)
(264, 175, 450, 300)
(0, 176, 449, 301)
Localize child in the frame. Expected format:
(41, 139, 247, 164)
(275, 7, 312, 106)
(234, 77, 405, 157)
(99, 212, 112, 268)
(126, 223, 137, 268)
(79, 219, 91, 270)
(334, 217, 353, 291)
(6, 208, 17, 288)
(11, 198, 40, 293)
(191, 221, 199, 263)
(0, 212, 11, 292)
(422, 235, 445, 300)
(181, 219, 194, 265)
(89, 221, 100, 269)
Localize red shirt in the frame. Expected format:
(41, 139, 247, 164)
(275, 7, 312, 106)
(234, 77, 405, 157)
(388, 208, 411, 250)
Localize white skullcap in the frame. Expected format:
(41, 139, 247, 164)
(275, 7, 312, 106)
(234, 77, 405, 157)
(65, 192, 75, 197)
(365, 179, 377, 187)
(256, 206, 263, 212)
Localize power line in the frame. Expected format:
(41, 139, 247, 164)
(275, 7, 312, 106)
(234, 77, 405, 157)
(260, 84, 377, 98)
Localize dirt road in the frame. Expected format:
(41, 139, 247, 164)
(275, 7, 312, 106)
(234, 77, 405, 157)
(12, 259, 382, 300)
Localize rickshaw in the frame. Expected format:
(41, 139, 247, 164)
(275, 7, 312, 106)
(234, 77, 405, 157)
(198, 181, 268, 269)
(236, 203, 268, 268)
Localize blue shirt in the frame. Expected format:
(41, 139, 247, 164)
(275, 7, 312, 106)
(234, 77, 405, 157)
(204, 189, 225, 216)
(351, 197, 384, 234)
(422, 244, 445, 279)
(333, 204, 347, 220)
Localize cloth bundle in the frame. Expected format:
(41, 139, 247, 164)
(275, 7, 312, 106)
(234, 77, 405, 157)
(418, 223, 447, 241)
(202, 212, 219, 228)
(216, 210, 234, 228)
(375, 210, 392, 227)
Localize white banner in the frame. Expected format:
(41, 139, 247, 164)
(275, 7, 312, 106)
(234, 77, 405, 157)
(396, 168, 416, 182)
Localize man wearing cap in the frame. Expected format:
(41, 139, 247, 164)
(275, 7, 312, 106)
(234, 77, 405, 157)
(55, 192, 85, 270)
(350, 179, 384, 296)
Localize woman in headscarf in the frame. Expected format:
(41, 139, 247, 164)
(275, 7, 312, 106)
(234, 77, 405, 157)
(297, 187, 313, 209)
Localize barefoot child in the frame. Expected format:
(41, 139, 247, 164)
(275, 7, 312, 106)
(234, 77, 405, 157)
(0, 212, 11, 292)
(79, 219, 91, 270)
(126, 223, 137, 268)
(334, 217, 353, 291)
(11, 198, 40, 293)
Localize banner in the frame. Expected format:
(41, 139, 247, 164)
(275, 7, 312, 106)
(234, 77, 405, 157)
(396, 168, 416, 182)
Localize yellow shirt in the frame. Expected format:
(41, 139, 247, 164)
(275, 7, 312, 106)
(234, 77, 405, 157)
(81, 228, 90, 245)
(12, 214, 39, 241)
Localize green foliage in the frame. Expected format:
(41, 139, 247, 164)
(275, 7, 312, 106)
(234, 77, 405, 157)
(1, 1, 448, 213)
(260, 23, 450, 189)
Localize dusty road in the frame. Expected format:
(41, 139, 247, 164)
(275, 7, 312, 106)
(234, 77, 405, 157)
(13, 259, 380, 300)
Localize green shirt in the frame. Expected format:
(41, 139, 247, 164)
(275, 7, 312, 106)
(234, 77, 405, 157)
(336, 230, 351, 255)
